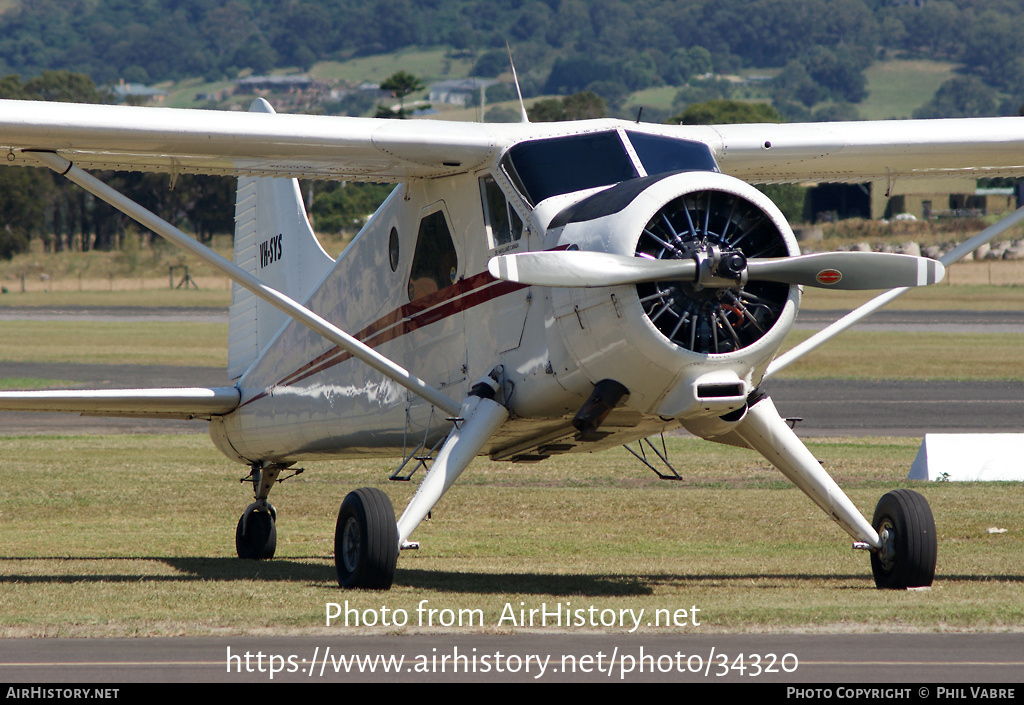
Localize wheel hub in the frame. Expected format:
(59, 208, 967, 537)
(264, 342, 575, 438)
(876, 522, 896, 571)
(341, 516, 362, 573)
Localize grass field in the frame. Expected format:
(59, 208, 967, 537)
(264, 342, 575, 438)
(777, 330, 1024, 381)
(0, 319, 227, 368)
(1, 318, 1021, 383)
(0, 262, 1021, 637)
(312, 49, 475, 85)
(860, 59, 959, 120)
(0, 434, 1020, 636)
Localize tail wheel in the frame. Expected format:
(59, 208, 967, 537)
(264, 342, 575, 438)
(335, 488, 398, 590)
(235, 503, 277, 560)
(870, 489, 937, 589)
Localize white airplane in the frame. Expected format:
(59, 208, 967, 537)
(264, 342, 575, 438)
(1, 97, 1022, 591)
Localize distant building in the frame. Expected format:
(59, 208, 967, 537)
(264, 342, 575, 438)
(194, 89, 229, 102)
(112, 80, 167, 103)
(236, 75, 318, 94)
(808, 179, 1018, 221)
(873, 178, 1020, 220)
(331, 82, 391, 101)
(428, 78, 497, 106)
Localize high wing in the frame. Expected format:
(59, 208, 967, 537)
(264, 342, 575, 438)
(0, 98, 499, 181)
(1, 101, 1022, 423)
(4, 99, 1012, 590)
(695, 118, 1024, 183)
(1, 98, 1023, 183)
(0, 388, 239, 419)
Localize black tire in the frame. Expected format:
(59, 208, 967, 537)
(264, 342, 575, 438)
(870, 489, 937, 589)
(235, 504, 277, 560)
(335, 488, 398, 590)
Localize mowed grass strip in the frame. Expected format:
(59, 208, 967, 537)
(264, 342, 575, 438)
(0, 378, 75, 389)
(0, 320, 227, 368)
(0, 289, 231, 308)
(0, 299, 1021, 380)
(0, 434, 1020, 636)
(777, 330, 1024, 380)
(8, 322, 1017, 381)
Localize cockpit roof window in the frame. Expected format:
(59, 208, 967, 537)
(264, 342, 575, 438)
(626, 131, 720, 177)
(502, 131, 638, 206)
(502, 130, 719, 207)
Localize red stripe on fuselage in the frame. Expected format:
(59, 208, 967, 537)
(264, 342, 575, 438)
(240, 271, 526, 407)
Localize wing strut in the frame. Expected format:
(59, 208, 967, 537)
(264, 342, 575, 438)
(763, 204, 1024, 380)
(33, 151, 462, 417)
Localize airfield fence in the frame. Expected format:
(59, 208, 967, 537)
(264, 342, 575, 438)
(2, 272, 233, 294)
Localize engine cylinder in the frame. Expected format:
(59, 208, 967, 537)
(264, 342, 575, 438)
(635, 187, 792, 354)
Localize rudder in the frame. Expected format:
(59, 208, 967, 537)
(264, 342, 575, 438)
(228, 98, 334, 380)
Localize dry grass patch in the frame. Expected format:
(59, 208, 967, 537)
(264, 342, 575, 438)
(776, 330, 1024, 380)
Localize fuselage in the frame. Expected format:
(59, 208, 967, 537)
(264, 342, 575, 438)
(210, 120, 800, 466)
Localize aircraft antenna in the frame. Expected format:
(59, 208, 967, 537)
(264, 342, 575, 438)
(507, 41, 529, 123)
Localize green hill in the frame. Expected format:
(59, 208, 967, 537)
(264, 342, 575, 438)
(860, 60, 960, 121)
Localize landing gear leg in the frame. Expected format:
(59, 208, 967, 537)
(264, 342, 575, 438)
(732, 394, 938, 589)
(732, 394, 880, 545)
(334, 370, 509, 589)
(235, 463, 283, 560)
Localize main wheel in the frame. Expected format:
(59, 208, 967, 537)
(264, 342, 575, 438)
(335, 488, 398, 590)
(870, 489, 936, 589)
(235, 503, 277, 559)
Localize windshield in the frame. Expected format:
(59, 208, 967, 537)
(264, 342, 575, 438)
(502, 131, 637, 206)
(502, 130, 718, 206)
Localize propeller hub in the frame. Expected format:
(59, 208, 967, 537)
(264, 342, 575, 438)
(718, 251, 748, 280)
(693, 245, 749, 289)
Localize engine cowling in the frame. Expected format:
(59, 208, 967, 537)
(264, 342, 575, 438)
(541, 171, 800, 419)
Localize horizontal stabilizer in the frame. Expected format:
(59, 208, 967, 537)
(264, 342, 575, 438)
(0, 387, 240, 419)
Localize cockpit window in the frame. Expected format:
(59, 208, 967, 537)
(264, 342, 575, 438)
(480, 175, 524, 248)
(502, 130, 719, 207)
(626, 131, 720, 176)
(502, 131, 639, 206)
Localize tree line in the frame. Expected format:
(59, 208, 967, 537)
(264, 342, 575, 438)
(0, 1, 1021, 120)
(1, 1, 1020, 257)
(0, 70, 397, 259)
(0, 72, 236, 257)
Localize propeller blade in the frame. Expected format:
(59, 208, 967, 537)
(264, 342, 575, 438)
(488, 251, 696, 287)
(488, 250, 944, 290)
(746, 252, 945, 290)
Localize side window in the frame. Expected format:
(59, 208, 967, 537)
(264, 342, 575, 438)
(480, 175, 523, 248)
(408, 209, 458, 301)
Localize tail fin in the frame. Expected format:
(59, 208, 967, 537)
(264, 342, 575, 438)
(227, 98, 335, 380)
